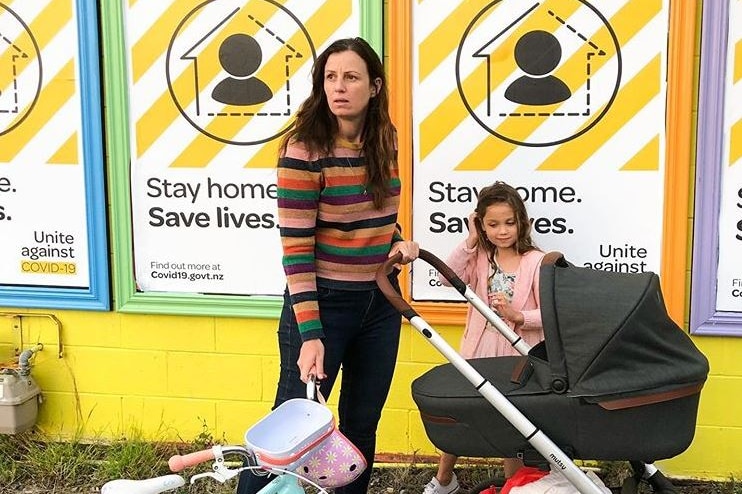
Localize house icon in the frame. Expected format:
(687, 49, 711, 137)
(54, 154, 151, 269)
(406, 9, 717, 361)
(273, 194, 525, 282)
(166, 1, 315, 146)
(0, 5, 41, 136)
(456, 0, 621, 147)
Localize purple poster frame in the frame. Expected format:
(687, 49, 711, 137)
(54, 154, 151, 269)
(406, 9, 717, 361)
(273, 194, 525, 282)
(690, 0, 739, 335)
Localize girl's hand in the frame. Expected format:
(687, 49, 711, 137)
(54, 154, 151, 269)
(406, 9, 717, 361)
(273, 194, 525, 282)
(389, 240, 419, 264)
(298, 339, 326, 382)
(491, 292, 524, 327)
(466, 211, 480, 249)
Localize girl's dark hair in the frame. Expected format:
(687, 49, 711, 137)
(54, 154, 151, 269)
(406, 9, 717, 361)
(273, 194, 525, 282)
(280, 37, 396, 209)
(474, 181, 537, 262)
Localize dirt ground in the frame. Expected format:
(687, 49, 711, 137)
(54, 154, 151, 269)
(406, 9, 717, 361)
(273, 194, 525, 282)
(0, 465, 734, 494)
(365, 465, 738, 494)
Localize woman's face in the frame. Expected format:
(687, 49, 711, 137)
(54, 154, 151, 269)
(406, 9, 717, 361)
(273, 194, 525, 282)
(323, 50, 379, 121)
(480, 202, 519, 250)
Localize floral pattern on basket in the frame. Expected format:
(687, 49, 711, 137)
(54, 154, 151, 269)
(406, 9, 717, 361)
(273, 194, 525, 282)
(295, 428, 366, 488)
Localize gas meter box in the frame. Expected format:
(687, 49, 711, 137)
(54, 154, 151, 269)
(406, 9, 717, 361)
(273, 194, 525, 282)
(0, 374, 41, 434)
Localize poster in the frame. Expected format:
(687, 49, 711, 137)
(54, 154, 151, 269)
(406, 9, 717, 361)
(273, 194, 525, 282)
(715, 0, 742, 311)
(0, 0, 108, 310)
(123, 0, 364, 296)
(411, 0, 669, 301)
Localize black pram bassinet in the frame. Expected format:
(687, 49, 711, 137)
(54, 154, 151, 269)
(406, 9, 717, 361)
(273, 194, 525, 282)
(410, 254, 709, 464)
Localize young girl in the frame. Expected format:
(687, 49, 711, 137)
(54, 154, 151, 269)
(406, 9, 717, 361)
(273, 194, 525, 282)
(424, 181, 545, 494)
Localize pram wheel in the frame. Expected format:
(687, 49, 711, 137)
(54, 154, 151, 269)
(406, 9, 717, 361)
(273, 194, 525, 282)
(468, 476, 505, 494)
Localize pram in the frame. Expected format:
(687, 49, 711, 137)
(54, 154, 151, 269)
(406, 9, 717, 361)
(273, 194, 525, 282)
(375, 250, 709, 494)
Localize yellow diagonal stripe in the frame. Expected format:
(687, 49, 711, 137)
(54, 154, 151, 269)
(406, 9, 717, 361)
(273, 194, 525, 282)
(734, 38, 742, 84)
(245, 139, 280, 168)
(455, 0, 661, 170)
(0, 61, 75, 162)
(420, 1, 583, 161)
(620, 134, 658, 171)
(48, 133, 78, 164)
(134, 0, 281, 158)
(731, 118, 742, 166)
(537, 56, 660, 170)
(131, 3, 191, 84)
(170, 2, 349, 168)
(419, 2, 493, 83)
(0, 1, 71, 92)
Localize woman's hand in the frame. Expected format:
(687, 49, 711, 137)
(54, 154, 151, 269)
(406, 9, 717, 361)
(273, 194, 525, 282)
(389, 240, 419, 264)
(490, 292, 524, 327)
(298, 339, 326, 382)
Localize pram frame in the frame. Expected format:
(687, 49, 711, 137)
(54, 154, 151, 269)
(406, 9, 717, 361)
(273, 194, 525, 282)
(376, 249, 675, 494)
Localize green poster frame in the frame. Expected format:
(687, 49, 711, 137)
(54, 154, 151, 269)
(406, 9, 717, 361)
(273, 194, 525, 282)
(101, 1, 382, 316)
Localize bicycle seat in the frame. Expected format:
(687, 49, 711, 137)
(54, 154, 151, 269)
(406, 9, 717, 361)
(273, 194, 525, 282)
(101, 474, 185, 494)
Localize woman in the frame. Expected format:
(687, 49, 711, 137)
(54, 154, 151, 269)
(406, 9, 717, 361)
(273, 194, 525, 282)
(238, 37, 418, 494)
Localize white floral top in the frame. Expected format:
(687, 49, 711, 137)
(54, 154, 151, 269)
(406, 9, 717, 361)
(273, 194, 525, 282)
(488, 262, 516, 306)
(487, 263, 517, 332)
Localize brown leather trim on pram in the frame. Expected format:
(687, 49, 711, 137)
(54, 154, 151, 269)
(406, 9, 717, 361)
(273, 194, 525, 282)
(420, 412, 458, 424)
(510, 356, 533, 385)
(596, 382, 704, 410)
(541, 251, 566, 267)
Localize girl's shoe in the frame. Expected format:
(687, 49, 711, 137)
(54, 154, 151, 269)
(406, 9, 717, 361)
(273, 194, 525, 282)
(422, 472, 459, 494)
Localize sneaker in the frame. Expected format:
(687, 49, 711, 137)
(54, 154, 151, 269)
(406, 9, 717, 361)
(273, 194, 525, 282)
(423, 472, 460, 494)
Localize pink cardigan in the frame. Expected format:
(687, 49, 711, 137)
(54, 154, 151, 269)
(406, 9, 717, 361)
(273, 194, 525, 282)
(440, 242, 546, 359)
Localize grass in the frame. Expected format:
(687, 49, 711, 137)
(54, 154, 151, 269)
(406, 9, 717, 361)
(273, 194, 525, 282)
(0, 426, 740, 494)
(0, 420, 226, 494)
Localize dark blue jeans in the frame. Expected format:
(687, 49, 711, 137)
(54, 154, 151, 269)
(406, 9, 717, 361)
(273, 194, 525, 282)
(237, 280, 402, 493)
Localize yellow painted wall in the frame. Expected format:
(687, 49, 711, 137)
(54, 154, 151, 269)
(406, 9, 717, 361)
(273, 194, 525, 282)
(0, 307, 458, 453)
(1, 0, 741, 483)
(3, 304, 741, 481)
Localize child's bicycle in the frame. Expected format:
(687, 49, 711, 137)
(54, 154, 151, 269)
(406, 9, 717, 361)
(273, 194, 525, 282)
(101, 444, 333, 494)
(101, 377, 365, 494)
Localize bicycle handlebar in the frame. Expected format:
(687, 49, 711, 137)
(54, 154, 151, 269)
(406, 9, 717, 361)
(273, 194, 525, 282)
(168, 445, 252, 472)
(168, 448, 216, 472)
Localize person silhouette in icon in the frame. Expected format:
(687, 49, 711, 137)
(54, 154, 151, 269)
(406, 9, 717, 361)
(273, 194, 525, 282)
(504, 30, 571, 106)
(212, 33, 272, 105)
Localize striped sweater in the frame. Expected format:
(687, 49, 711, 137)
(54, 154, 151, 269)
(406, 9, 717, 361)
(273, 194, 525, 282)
(277, 140, 403, 340)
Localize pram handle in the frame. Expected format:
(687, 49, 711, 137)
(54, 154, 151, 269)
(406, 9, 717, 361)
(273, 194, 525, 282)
(378, 249, 471, 314)
(377, 251, 413, 316)
(379, 249, 538, 355)
(378, 249, 566, 312)
(377, 249, 479, 317)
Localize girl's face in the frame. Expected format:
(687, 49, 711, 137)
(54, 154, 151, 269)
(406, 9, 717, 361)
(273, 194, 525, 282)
(480, 202, 518, 250)
(324, 50, 379, 120)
